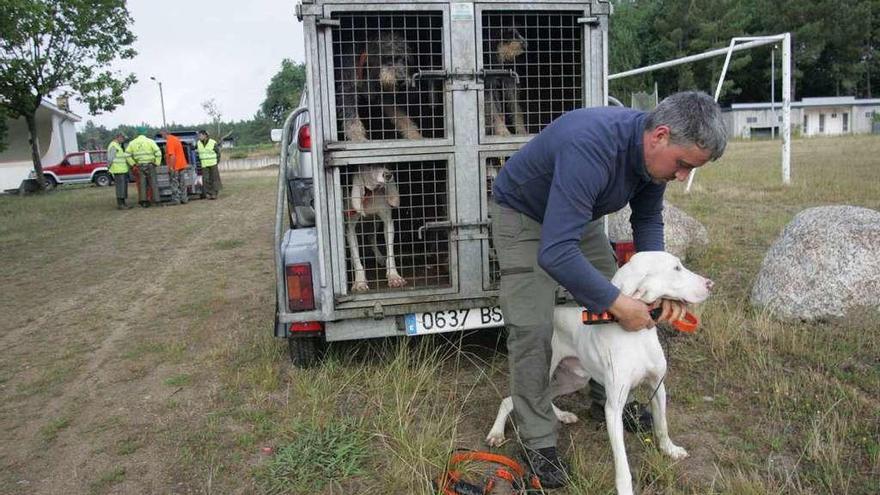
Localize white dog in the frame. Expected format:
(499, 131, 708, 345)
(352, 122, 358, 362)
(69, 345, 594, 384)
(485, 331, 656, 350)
(485, 252, 713, 495)
(345, 165, 407, 292)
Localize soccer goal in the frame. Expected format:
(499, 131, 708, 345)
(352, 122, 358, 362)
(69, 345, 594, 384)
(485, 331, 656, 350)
(608, 33, 793, 190)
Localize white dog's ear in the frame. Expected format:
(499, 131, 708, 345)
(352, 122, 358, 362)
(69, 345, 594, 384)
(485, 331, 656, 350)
(385, 180, 400, 208)
(618, 273, 648, 300)
(615, 264, 660, 303)
(350, 177, 365, 213)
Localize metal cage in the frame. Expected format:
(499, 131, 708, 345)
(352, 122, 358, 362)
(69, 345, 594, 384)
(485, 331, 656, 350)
(281, 0, 609, 329)
(330, 10, 448, 143)
(479, 9, 585, 139)
(337, 159, 453, 297)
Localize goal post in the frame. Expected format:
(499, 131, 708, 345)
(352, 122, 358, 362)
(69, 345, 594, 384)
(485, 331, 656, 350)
(607, 33, 793, 190)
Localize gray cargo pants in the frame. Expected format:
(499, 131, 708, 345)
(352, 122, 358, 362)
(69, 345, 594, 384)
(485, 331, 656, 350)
(113, 173, 128, 200)
(490, 199, 618, 449)
(136, 164, 159, 205)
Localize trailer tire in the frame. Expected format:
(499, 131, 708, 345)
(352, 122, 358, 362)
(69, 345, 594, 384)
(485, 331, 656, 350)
(288, 335, 325, 368)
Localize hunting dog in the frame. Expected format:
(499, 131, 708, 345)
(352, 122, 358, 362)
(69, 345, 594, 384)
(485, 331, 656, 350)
(485, 28, 528, 136)
(485, 252, 713, 495)
(340, 32, 422, 142)
(345, 165, 407, 292)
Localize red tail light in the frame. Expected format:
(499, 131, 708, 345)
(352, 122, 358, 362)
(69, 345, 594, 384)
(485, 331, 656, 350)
(290, 321, 323, 332)
(297, 124, 311, 151)
(614, 241, 636, 268)
(286, 263, 315, 311)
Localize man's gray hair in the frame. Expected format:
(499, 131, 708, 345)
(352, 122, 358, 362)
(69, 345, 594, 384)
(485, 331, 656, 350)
(644, 91, 727, 161)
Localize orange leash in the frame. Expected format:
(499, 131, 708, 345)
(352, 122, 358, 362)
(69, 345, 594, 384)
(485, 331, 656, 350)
(435, 450, 542, 494)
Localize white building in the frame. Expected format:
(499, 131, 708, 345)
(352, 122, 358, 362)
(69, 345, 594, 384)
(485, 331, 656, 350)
(0, 99, 81, 192)
(723, 96, 880, 139)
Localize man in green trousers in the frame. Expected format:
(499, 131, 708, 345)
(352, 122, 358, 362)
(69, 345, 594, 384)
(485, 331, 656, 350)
(126, 127, 162, 207)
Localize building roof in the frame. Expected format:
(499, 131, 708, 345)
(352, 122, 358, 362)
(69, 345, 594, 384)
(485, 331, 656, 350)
(39, 99, 82, 121)
(728, 96, 880, 111)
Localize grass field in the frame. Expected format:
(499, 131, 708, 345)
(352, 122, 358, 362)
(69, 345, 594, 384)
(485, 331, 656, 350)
(0, 136, 878, 494)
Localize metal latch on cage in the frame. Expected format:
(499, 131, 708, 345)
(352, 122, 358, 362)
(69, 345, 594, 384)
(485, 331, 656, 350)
(418, 220, 491, 242)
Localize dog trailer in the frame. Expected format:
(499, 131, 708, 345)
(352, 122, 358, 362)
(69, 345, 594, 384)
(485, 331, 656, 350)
(276, 0, 611, 365)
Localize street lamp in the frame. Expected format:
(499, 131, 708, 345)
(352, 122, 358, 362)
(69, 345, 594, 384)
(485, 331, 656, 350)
(149, 76, 167, 128)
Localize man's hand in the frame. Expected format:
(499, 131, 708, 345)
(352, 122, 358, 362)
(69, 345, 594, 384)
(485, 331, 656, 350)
(653, 299, 688, 324)
(608, 293, 654, 332)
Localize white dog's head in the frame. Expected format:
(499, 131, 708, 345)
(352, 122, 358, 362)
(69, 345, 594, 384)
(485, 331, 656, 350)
(359, 165, 394, 191)
(611, 251, 713, 304)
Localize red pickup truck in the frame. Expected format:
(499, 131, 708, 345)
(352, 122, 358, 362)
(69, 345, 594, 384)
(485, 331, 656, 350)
(34, 150, 113, 189)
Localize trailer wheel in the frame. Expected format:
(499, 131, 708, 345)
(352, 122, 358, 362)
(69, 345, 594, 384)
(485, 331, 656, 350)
(288, 335, 325, 368)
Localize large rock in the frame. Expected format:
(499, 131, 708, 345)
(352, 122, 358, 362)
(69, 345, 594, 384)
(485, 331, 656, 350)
(751, 205, 880, 320)
(607, 201, 709, 260)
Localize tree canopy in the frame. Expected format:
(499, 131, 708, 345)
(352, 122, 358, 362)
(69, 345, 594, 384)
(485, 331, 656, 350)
(0, 0, 137, 188)
(609, 0, 878, 105)
(261, 59, 307, 126)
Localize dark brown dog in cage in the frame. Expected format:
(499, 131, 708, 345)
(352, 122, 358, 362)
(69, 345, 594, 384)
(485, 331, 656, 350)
(345, 165, 407, 292)
(485, 28, 528, 136)
(340, 32, 423, 142)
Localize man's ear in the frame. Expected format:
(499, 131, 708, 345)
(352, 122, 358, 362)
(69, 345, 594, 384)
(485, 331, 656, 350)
(648, 125, 670, 147)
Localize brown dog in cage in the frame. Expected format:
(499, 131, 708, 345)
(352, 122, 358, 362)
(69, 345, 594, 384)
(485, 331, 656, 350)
(340, 32, 423, 142)
(345, 165, 407, 291)
(485, 28, 528, 136)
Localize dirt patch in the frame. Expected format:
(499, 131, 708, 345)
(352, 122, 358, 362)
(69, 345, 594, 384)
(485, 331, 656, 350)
(0, 174, 276, 494)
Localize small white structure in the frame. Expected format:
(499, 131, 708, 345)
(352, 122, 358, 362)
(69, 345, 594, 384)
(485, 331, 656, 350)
(724, 96, 880, 139)
(0, 99, 81, 192)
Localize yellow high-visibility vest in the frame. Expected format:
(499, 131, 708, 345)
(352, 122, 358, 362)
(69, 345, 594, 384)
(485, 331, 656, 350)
(125, 135, 161, 166)
(107, 140, 130, 174)
(197, 139, 218, 167)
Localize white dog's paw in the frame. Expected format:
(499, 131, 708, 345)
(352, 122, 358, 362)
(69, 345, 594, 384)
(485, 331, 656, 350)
(662, 443, 689, 460)
(387, 272, 407, 288)
(557, 410, 579, 424)
(494, 125, 511, 137)
(402, 129, 422, 140)
(352, 280, 370, 292)
(485, 430, 506, 447)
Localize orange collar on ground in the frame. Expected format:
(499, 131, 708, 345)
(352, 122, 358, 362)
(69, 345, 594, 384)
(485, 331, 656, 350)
(435, 450, 542, 494)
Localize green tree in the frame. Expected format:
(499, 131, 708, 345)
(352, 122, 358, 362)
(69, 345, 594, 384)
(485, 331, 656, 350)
(0, 106, 8, 152)
(609, 0, 663, 102)
(261, 59, 307, 125)
(0, 0, 136, 191)
(77, 120, 112, 150)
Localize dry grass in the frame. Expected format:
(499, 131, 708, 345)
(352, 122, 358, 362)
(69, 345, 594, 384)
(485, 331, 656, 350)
(0, 137, 878, 494)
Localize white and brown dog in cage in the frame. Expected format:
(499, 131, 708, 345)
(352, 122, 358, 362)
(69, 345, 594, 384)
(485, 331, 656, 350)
(345, 165, 407, 291)
(485, 27, 528, 136)
(340, 32, 423, 142)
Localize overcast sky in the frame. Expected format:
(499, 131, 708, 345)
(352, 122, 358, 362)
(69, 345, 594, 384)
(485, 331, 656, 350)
(69, 0, 305, 130)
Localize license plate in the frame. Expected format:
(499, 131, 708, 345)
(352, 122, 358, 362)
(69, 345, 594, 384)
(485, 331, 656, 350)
(404, 306, 504, 336)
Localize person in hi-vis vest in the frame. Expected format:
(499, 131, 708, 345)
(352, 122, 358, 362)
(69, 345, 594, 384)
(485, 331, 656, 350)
(197, 130, 222, 200)
(107, 133, 132, 209)
(125, 127, 162, 207)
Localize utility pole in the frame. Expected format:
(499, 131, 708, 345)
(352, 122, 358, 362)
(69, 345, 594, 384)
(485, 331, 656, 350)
(150, 76, 167, 128)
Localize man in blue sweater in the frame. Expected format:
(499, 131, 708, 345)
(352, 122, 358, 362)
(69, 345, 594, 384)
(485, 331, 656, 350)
(491, 91, 727, 487)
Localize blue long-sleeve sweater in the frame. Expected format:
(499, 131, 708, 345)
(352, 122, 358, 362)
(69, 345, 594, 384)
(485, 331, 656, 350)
(492, 107, 666, 312)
